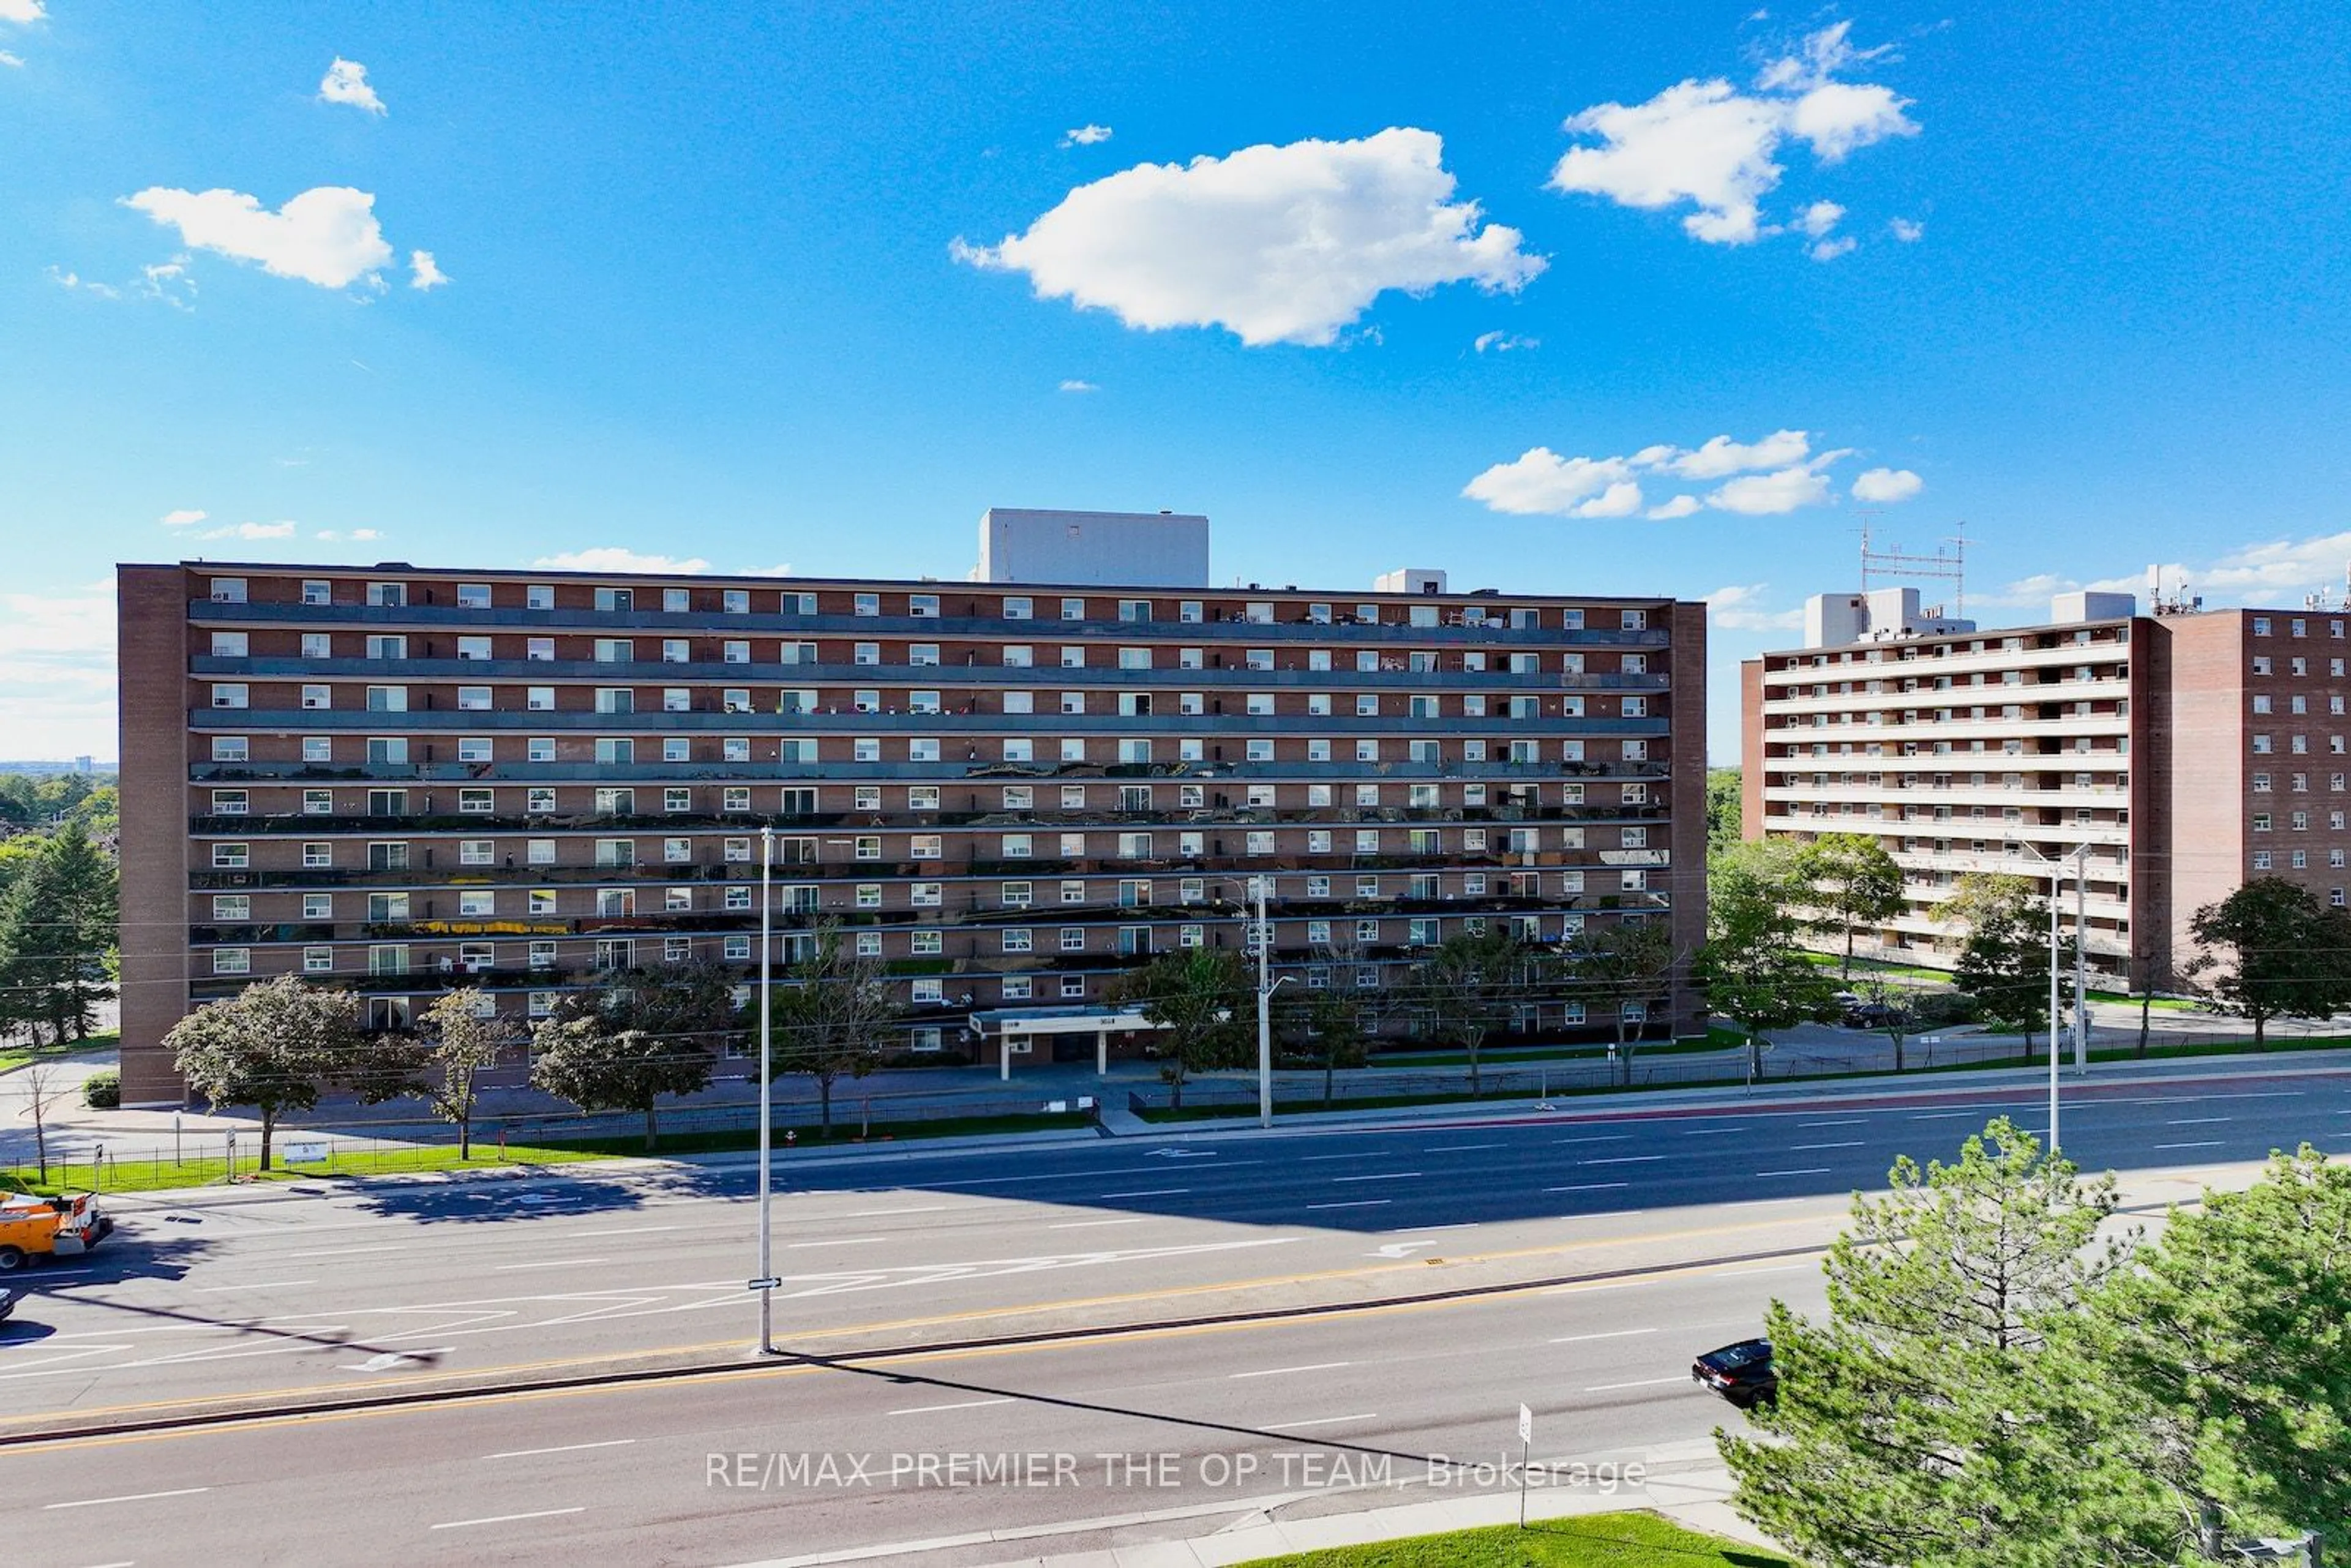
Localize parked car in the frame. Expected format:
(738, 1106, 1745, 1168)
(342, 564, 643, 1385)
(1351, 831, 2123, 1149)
(1844, 1001, 1900, 1028)
(0, 1283, 21, 1323)
(1693, 1338, 1778, 1408)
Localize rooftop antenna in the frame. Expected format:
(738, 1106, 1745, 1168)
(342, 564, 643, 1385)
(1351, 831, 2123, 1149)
(1859, 519, 1969, 618)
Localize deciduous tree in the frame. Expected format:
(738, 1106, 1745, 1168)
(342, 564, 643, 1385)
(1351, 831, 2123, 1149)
(1799, 832, 1907, 980)
(2185, 877, 2351, 1051)
(355, 987, 522, 1158)
(165, 974, 363, 1171)
(1107, 947, 1251, 1109)
(767, 925, 903, 1136)
(1408, 925, 1536, 1093)
(1563, 916, 1677, 1084)
(1696, 842, 1838, 1080)
(1949, 872, 2068, 1059)
(531, 963, 733, 1150)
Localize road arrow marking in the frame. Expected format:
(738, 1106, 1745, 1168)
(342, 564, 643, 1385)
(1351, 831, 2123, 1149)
(1367, 1241, 1436, 1259)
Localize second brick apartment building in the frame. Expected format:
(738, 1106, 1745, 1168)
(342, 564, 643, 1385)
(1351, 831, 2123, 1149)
(117, 511, 1708, 1105)
(1744, 583, 2351, 989)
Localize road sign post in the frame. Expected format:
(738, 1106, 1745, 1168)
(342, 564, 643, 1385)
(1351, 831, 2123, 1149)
(1517, 1403, 1533, 1528)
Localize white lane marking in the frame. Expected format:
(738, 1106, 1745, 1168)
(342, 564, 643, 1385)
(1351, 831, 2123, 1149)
(1789, 1141, 1866, 1152)
(339, 1347, 454, 1373)
(1799, 1118, 1868, 1128)
(1046, 1218, 1150, 1230)
(1555, 1135, 1631, 1145)
(1386, 1221, 1480, 1234)
(493, 1258, 610, 1271)
(833, 1206, 953, 1218)
(1332, 1171, 1423, 1183)
(1422, 1142, 1504, 1152)
(1550, 1328, 1658, 1344)
(2166, 1117, 2230, 1126)
(1909, 1112, 1975, 1120)
(1265, 1413, 1378, 1430)
(889, 1397, 1014, 1416)
(785, 1237, 886, 1249)
(1097, 1188, 1189, 1199)
(1584, 1375, 1689, 1392)
(1721, 1263, 1810, 1277)
(430, 1507, 586, 1530)
(1299, 1154, 1366, 1163)
(487, 1439, 637, 1460)
(1681, 1127, 1747, 1136)
(278, 1245, 401, 1259)
(193, 1279, 317, 1292)
(1305, 1199, 1389, 1210)
(1230, 1362, 1350, 1379)
(46, 1487, 211, 1510)
(1756, 1167, 1834, 1178)
(2154, 1141, 2225, 1150)
(564, 1225, 678, 1238)
(1544, 1182, 1630, 1193)
(1580, 1155, 1667, 1166)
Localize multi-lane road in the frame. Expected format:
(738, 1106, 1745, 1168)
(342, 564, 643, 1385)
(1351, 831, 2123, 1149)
(6, 1055, 2349, 1567)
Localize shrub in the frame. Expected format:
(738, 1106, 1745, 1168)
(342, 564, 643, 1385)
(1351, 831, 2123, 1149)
(83, 1068, 121, 1108)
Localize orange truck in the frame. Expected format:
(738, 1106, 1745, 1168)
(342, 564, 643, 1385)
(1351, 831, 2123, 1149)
(0, 1190, 113, 1270)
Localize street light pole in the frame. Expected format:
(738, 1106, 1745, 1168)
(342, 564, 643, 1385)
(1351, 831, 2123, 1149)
(2074, 863, 2091, 1077)
(756, 823, 775, 1356)
(1254, 874, 1273, 1130)
(2047, 861, 2061, 1155)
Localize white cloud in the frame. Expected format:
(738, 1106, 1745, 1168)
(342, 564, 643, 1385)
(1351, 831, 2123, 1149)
(1461, 449, 1636, 516)
(0, 1, 43, 22)
(0, 50, 22, 67)
(1469, 428, 1851, 518)
(1648, 428, 1811, 478)
(1809, 235, 1857, 261)
(1575, 481, 1645, 518)
(1797, 200, 1842, 238)
(1058, 378, 1100, 392)
(1473, 330, 1539, 353)
(350, 528, 381, 541)
(955, 127, 1545, 347)
(319, 58, 385, 114)
(1706, 582, 1804, 631)
(198, 520, 299, 541)
(1706, 458, 1839, 514)
(740, 563, 795, 577)
(1851, 466, 1923, 502)
(122, 186, 396, 290)
(408, 249, 448, 290)
(160, 508, 208, 527)
(1060, 124, 1112, 147)
(0, 580, 119, 762)
(533, 547, 713, 574)
(47, 266, 121, 300)
(1550, 23, 1916, 247)
(135, 257, 196, 309)
(1889, 216, 1924, 241)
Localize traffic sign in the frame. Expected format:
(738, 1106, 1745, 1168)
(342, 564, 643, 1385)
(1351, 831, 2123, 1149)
(746, 1277, 782, 1291)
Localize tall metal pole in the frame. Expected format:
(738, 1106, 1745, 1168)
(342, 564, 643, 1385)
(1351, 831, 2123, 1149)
(1254, 874, 1273, 1130)
(757, 824, 774, 1355)
(2047, 860, 2061, 1156)
(2074, 850, 2091, 1076)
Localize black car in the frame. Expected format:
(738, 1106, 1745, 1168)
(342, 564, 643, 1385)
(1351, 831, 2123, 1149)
(1843, 1001, 1900, 1028)
(1693, 1338, 1778, 1408)
(0, 1285, 20, 1324)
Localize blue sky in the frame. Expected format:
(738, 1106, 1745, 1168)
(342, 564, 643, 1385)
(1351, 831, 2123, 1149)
(4, 1, 2348, 762)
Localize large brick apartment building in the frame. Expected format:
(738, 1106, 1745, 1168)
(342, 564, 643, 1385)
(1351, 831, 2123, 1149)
(117, 514, 1708, 1106)
(1744, 585, 2351, 990)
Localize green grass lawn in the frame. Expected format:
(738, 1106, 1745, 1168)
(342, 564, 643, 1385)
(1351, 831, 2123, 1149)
(1370, 1038, 1718, 1070)
(0, 1029, 119, 1074)
(1235, 1511, 1794, 1566)
(0, 1108, 1098, 1195)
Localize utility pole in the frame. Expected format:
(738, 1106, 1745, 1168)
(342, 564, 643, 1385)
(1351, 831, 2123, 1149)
(2074, 861, 2091, 1076)
(1254, 874, 1273, 1130)
(755, 824, 776, 1355)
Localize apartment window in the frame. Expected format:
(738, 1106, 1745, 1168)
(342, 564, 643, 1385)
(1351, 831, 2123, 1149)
(212, 948, 252, 975)
(527, 787, 557, 813)
(459, 788, 494, 814)
(594, 738, 635, 765)
(2253, 617, 2273, 636)
(1002, 596, 1033, 620)
(853, 593, 880, 617)
(302, 841, 333, 868)
(1247, 693, 1275, 716)
(853, 642, 880, 666)
(302, 789, 333, 814)
(520, 583, 555, 610)
(2254, 813, 2273, 832)
(366, 634, 408, 661)
(211, 683, 250, 710)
